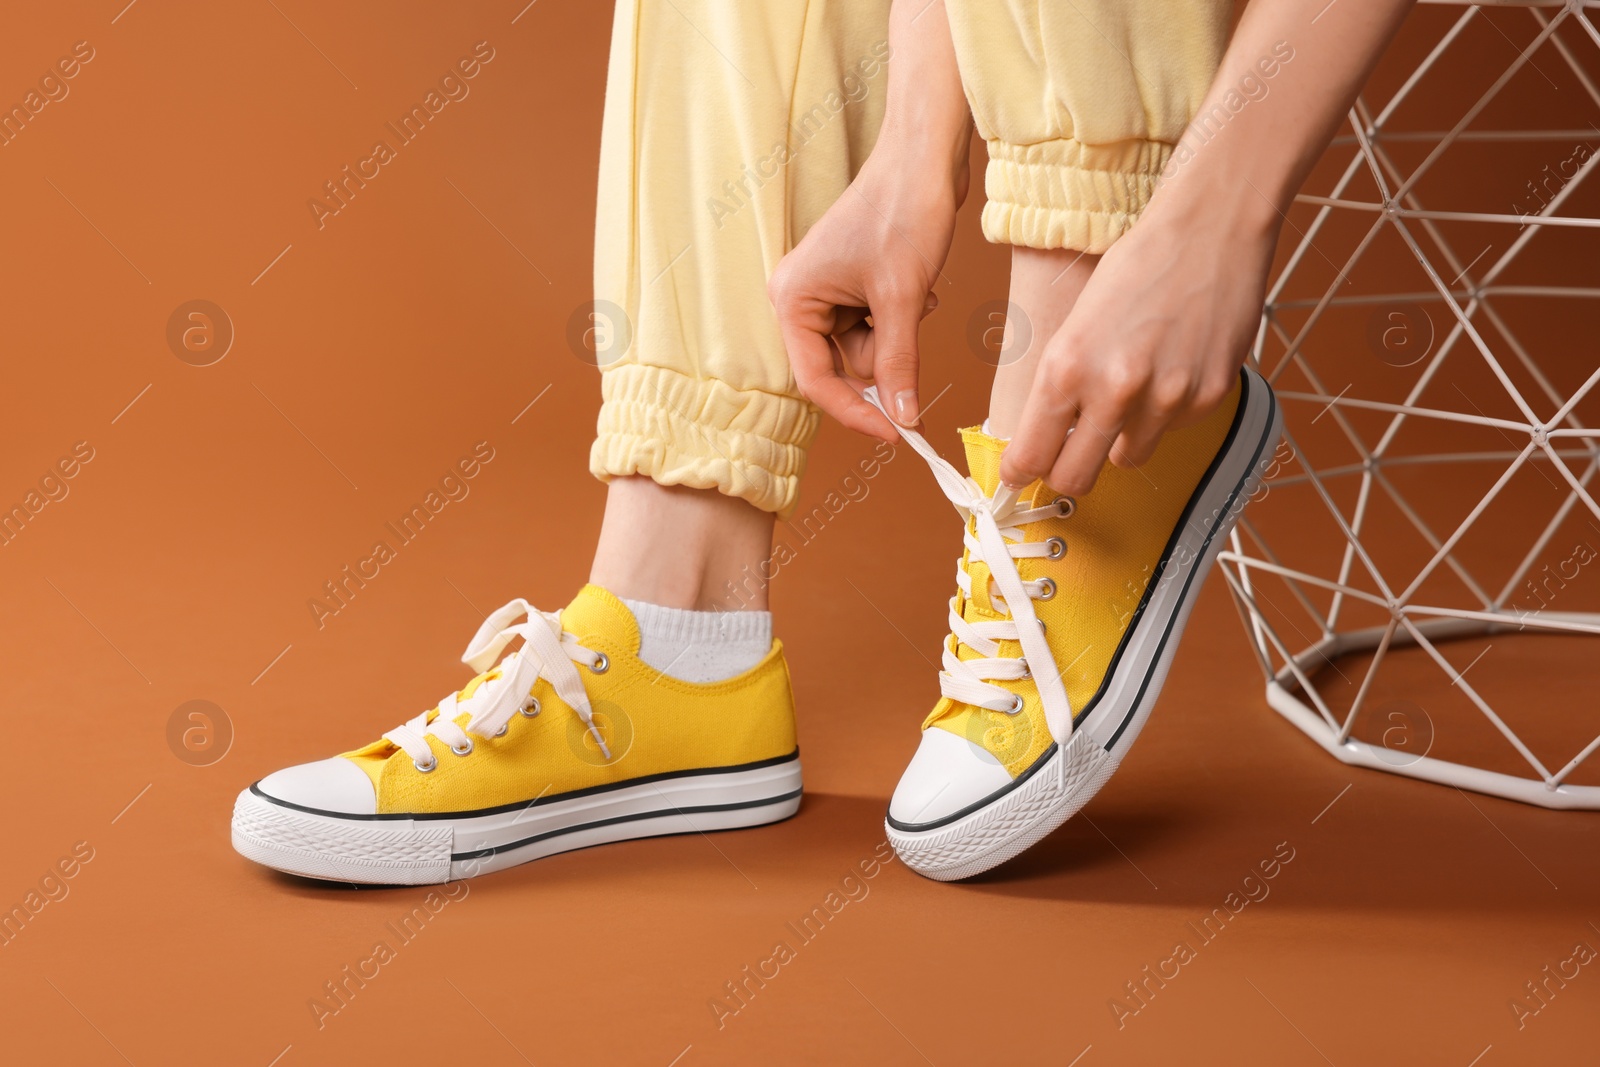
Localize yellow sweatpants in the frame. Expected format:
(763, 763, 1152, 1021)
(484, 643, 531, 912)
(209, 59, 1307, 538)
(589, 0, 1231, 517)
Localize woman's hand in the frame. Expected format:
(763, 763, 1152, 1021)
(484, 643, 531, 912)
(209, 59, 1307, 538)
(769, 146, 966, 442)
(768, 0, 971, 442)
(1000, 0, 1414, 493)
(999, 199, 1279, 493)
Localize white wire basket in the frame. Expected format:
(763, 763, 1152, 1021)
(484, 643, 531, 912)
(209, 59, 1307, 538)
(1221, 0, 1600, 807)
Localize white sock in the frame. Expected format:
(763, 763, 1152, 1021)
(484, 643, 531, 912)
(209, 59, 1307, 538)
(620, 598, 773, 683)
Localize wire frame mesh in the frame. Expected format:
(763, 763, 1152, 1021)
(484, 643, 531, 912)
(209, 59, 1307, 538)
(1222, 0, 1600, 806)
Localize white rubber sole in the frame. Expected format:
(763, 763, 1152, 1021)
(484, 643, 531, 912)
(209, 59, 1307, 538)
(232, 754, 802, 885)
(888, 368, 1283, 881)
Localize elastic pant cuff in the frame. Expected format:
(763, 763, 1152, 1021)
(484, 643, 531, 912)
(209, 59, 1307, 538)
(981, 137, 1174, 253)
(590, 363, 819, 517)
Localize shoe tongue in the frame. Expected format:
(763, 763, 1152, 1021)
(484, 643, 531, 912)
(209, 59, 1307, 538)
(560, 584, 641, 656)
(960, 426, 1006, 497)
(930, 427, 1039, 731)
(955, 427, 1009, 621)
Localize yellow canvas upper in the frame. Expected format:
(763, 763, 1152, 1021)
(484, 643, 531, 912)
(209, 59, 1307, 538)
(930, 383, 1242, 776)
(340, 585, 798, 815)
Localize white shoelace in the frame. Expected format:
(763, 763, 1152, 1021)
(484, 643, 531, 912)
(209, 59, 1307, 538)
(864, 388, 1075, 746)
(382, 598, 611, 771)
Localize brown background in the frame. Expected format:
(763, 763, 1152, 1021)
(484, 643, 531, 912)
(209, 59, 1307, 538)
(1, 2, 1597, 1064)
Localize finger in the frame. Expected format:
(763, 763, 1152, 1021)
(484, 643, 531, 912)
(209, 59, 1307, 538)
(836, 294, 936, 382)
(1046, 406, 1124, 496)
(837, 294, 935, 383)
(1109, 419, 1164, 470)
(831, 305, 870, 336)
(868, 282, 928, 427)
(999, 352, 1078, 489)
(833, 319, 874, 380)
(779, 316, 896, 441)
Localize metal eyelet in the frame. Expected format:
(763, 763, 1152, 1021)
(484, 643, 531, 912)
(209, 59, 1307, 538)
(520, 697, 541, 717)
(1053, 496, 1076, 518)
(1045, 536, 1067, 560)
(1006, 693, 1025, 715)
(451, 739, 474, 757)
(493, 723, 508, 738)
(589, 652, 610, 675)
(414, 755, 438, 773)
(1035, 577, 1057, 601)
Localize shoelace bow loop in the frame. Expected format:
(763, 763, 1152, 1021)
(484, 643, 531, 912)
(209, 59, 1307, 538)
(383, 598, 611, 769)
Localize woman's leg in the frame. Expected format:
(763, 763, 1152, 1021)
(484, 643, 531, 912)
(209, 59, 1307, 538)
(587, 0, 894, 615)
(233, 1, 898, 886)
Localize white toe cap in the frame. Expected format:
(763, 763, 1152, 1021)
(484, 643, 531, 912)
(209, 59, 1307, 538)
(888, 727, 1014, 827)
(256, 757, 377, 815)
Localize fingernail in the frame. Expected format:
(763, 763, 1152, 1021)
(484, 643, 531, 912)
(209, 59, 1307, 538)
(924, 293, 939, 312)
(1001, 478, 1027, 490)
(893, 390, 919, 426)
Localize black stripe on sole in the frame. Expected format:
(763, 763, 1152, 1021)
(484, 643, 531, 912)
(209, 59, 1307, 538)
(1102, 375, 1279, 749)
(450, 788, 804, 861)
(249, 748, 801, 822)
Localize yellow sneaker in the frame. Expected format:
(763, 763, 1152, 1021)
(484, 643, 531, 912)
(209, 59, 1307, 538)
(232, 586, 801, 884)
(881, 367, 1281, 880)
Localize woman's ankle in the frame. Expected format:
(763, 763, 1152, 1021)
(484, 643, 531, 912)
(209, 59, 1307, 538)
(987, 246, 1100, 438)
(589, 477, 776, 611)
